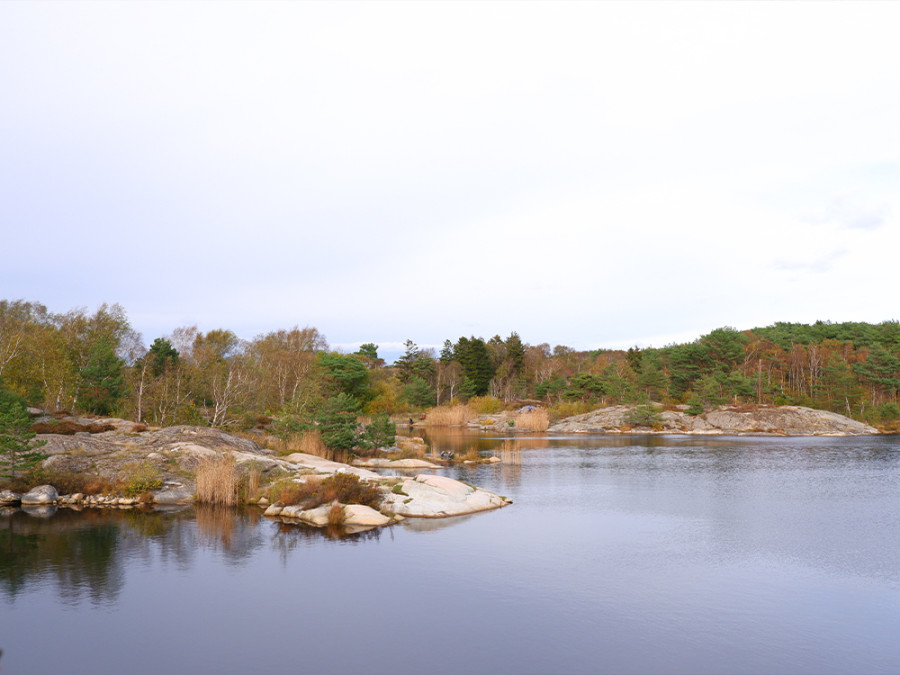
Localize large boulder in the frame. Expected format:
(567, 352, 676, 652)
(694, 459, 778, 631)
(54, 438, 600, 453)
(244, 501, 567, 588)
(21, 484, 59, 505)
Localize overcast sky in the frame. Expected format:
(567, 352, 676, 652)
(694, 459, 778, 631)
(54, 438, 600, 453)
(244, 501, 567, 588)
(2, 1, 898, 361)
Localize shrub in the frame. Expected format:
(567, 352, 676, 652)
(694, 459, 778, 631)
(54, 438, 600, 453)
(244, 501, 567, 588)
(686, 395, 705, 416)
(43, 470, 117, 495)
(877, 402, 900, 422)
(468, 396, 504, 415)
(327, 503, 344, 527)
(267, 472, 381, 510)
(122, 463, 164, 497)
(268, 477, 314, 505)
(320, 473, 380, 508)
(195, 455, 238, 505)
(31, 420, 115, 435)
(625, 405, 664, 429)
(548, 400, 595, 420)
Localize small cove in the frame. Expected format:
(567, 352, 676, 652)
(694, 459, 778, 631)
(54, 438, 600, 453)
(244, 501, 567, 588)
(2, 432, 899, 674)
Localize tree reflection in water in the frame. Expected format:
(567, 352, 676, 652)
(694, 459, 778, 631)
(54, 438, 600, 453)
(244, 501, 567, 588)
(1, 509, 124, 606)
(0, 506, 392, 602)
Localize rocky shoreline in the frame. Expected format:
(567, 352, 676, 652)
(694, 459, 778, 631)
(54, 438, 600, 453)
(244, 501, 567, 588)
(1, 423, 511, 532)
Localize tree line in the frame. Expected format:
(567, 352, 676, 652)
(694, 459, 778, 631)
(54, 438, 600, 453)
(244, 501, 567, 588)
(1, 300, 898, 428)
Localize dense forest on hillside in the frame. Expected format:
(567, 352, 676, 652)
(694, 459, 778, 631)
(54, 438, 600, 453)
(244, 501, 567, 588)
(1, 299, 898, 429)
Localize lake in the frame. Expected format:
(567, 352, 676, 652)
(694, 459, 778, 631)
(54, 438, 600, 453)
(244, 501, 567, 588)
(2, 432, 899, 674)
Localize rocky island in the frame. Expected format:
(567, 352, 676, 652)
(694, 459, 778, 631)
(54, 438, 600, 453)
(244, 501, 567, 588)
(0, 417, 511, 532)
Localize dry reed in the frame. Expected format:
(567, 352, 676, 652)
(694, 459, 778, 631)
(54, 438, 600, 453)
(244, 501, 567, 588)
(425, 404, 476, 427)
(266, 430, 330, 459)
(247, 465, 260, 500)
(515, 408, 550, 431)
(196, 455, 238, 506)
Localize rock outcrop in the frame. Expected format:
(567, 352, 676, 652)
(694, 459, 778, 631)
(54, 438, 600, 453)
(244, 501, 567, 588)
(549, 404, 878, 436)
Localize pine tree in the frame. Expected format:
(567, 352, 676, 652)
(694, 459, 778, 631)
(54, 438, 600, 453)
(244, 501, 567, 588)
(0, 385, 46, 479)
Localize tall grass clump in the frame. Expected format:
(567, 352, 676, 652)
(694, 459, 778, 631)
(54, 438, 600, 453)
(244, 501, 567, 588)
(196, 455, 238, 506)
(426, 404, 476, 427)
(266, 430, 330, 459)
(515, 408, 550, 431)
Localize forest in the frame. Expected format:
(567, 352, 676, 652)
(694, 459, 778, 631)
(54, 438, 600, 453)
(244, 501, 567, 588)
(1, 299, 899, 431)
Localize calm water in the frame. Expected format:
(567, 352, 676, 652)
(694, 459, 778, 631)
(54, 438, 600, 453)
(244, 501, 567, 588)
(2, 432, 899, 675)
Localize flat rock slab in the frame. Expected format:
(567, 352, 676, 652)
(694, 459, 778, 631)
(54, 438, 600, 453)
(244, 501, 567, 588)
(281, 453, 381, 479)
(381, 474, 510, 518)
(352, 458, 439, 469)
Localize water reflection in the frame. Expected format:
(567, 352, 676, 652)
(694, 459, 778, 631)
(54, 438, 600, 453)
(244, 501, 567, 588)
(1, 509, 124, 605)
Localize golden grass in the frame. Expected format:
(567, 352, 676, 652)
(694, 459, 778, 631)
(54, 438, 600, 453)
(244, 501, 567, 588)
(195, 455, 238, 506)
(425, 404, 476, 427)
(515, 408, 550, 431)
(265, 430, 330, 459)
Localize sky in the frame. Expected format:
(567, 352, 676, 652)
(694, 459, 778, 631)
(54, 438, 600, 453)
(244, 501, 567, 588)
(2, 1, 898, 362)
